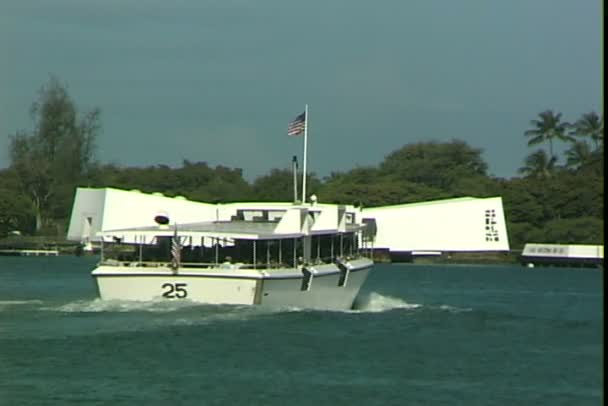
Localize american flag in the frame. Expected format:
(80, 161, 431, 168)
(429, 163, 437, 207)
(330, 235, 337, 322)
(171, 227, 181, 270)
(287, 111, 306, 136)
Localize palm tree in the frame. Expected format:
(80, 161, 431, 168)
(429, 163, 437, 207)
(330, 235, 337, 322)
(570, 111, 604, 150)
(565, 141, 592, 169)
(518, 149, 557, 179)
(524, 110, 573, 159)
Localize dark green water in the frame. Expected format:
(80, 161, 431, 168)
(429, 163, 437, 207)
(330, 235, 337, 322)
(0, 256, 603, 405)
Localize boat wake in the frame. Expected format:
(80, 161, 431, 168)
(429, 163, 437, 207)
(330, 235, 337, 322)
(351, 293, 473, 314)
(46, 298, 281, 324)
(47, 298, 211, 313)
(0, 299, 44, 310)
(351, 292, 422, 313)
(437, 304, 473, 313)
(38, 295, 472, 320)
(45, 294, 424, 316)
(30, 298, 268, 336)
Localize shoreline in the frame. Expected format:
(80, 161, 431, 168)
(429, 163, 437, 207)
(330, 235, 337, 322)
(1, 237, 601, 269)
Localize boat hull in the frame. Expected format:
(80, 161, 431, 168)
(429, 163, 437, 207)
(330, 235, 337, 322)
(92, 258, 373, 310)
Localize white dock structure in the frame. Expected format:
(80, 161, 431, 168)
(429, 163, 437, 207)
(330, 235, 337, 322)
(0, 249, 59, 256)
(521, 243, 603, 268)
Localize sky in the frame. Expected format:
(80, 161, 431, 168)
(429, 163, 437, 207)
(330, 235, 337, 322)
(0, 0, 603, 182)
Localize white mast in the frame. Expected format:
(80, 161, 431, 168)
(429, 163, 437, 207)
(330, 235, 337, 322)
(292, 155, 298, 203)
(302, 104, 309, 203)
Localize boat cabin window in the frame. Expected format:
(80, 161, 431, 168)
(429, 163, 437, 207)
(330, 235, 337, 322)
(232, 209, 285, 222)
(101, 230, 364, 269)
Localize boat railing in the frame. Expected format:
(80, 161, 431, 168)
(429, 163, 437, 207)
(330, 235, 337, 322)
(99, 251, 369, 270)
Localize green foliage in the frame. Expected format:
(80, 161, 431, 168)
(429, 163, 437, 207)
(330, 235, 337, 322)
(0, 170, 36, 235)
(0, 190, 35, 236)
(504, 222, 536, 250)
(195, 165, 252, 202)
(319, 167, 449, 206)
(533, 217, 604, 245)
(379, 140, 488, 191)
(445, 174, 500, 198)
(87, 161, 252, 203)
(570, 111, 604, 149)
(8, 75, 101, 232)
(518, 150, 557, 179)
(251, 168, 297, 202)
(499, 178, 545, 226)
(524, 110, 573, 159)
(565, 141, 593, 169)
(544, 172, 604, 220)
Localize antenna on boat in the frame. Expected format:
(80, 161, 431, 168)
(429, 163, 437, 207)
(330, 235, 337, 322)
(292, 155, 299, 203)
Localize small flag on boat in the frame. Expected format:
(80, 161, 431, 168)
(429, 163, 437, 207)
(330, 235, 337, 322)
(288, 111, 306, 136)
(171, 226, 181, 270)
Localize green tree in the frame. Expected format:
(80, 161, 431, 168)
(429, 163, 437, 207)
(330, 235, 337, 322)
(201, 165, 252, 202)
(379, 140, 487, 191)
(518, 150, 556, 179)
(524, 110, 572, 160)
(506, 222, 536, 250)
(251, 168, 297, 202)
(537, 217, 604, 245)
(8, 76, 101, 232)
(0, 190, 35, 236)
(251, 169, 323, 202)
(319, 167, 448, 207)
(499, 178, 545, 226)
(88, 161, 253, 203)
(549, 170, 604, 220)
(0, 169, 36, 236)
(565, 141, 592, 169)
(570, 111, 603, 150)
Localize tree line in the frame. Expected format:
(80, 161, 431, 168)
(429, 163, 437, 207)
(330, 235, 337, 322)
(0, 77, 604, 249)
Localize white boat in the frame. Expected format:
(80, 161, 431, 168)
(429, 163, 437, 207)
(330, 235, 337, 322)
(91, 202, 374, 310)
(75, 108, 374, 309)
